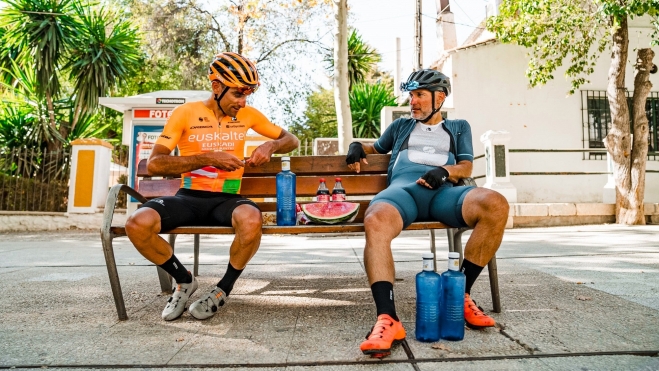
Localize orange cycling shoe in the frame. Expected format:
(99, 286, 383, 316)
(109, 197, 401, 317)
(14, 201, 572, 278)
(464, 293, 496, 329)
(360, 314, 406, 358)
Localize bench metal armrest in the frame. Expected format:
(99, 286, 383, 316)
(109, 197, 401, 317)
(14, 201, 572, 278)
(101, 184, 148, 237)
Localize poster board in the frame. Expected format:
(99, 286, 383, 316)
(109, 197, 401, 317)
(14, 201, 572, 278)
(129, 125, 164, 201)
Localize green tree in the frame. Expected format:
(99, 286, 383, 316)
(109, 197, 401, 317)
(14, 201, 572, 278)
(123, 0, 332, 122)
(0, 0, 141, 151)
(289, 87, 337, 145)
(487, 0, 659, 225)
(326, 28, 381, 90)
(291, 81, 397, 142)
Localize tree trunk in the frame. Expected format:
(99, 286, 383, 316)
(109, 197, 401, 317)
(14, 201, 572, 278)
(45, 91, 62, 153)
(333, 0, 353, 154)
(628, 48, 654, 225)
(603, 17, 633, 224)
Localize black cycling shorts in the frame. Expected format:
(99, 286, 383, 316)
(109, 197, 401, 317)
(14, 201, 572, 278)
(141, 188, 260, 233)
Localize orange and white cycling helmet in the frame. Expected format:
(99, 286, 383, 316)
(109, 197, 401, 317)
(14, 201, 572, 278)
(209, 52, 260, 94)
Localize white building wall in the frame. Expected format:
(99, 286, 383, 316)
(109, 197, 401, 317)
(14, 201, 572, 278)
(448, 32, 659, 203)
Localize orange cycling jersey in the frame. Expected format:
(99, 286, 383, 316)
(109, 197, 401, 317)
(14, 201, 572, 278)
(155, 101, 282, 193)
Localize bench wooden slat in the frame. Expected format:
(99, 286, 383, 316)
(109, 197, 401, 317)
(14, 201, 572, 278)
(137, 155, 392, 177)
(110, 221, 449, 236)
(137, 176, 388, 199)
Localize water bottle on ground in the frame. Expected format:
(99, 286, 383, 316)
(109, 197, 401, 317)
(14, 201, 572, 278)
(415, 252, 442, 342)
(440, 252, 465, 341)
(276, 157, 296, 226)
(331, 177, 346, 202)
(316, 178, 330, 202)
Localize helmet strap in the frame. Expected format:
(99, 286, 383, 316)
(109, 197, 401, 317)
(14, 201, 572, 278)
(214, 86, 229, 116)
(417, 91, 444, 123)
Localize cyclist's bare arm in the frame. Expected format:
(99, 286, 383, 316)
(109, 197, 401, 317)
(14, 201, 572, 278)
(147, 144, 244, 176)
(246, 129, 299, 167)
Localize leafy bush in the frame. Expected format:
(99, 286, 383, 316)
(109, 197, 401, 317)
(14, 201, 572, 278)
(349, 82, 397, 138)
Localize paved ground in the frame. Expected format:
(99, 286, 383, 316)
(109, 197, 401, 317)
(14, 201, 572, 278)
(1, 224, 658, 370)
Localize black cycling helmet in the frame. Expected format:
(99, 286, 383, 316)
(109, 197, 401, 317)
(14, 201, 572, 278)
(400, 69, 451, 96)
(400, 69, 451, 123)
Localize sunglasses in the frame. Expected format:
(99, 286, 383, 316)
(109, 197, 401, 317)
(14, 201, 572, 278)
(236, 85, 258, 95)
(400, 81, 420, 92)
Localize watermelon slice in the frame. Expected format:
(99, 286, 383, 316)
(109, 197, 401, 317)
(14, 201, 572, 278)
(301, 202, 360, 224)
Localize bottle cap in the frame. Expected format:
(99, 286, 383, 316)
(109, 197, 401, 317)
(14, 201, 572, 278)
(422, 252, 434, 259)
(448, 252, 460, 259)
(281, 156, 290, 161)
(319, 178, 325, 182)
(335, 177, 342, 181)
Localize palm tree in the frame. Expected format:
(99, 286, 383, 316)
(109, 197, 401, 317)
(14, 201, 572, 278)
(66, 4, 141, 135)
(350, 82, 397, 138)
(327, 28, 381, 90)
(0, 0, 141, 151)
(1, 0, 78, 149)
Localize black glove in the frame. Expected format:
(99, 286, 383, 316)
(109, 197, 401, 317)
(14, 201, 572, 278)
(421, 167, 449, 189)
(346, 142, 367, 165)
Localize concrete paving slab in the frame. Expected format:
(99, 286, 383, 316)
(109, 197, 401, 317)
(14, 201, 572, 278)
(538, 355, 659, 370)
(418, 358, 546, 370)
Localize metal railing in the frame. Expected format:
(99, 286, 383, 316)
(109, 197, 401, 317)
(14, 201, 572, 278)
(0, 147, 71, 212)
(473, 148, 659, 179)
(288, 138, 313, 156)
(581, 90, 659, 160)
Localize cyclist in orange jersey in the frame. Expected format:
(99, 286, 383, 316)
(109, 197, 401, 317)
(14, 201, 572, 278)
(125, 52, 299, 321)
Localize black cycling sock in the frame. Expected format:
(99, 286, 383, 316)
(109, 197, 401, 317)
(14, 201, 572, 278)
(217, 262, 243, 296)
(460, 259, 485, 294)
(371, 281, 399, 321)
(159, 255, 192, 284)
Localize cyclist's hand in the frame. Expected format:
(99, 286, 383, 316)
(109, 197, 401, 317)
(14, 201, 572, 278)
(245, 142, 275, 167)
(346, 142, 368, 173)
(206, 151, 244, 172)
(417, 167, 449, 189)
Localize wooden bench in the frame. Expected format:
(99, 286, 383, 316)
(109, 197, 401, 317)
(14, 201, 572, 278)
(101, 154, 501, 320)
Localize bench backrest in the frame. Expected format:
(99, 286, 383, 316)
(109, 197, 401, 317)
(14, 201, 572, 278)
(136, 155, 393, 222)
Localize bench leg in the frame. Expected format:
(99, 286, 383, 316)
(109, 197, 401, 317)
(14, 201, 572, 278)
(452, 228, 466, 267)
(429, 229, 437, 272)
(452, 228, 502, 312)
(193, 234, 200, 277)
(488, 256, 502, 313)
(157, 234, 177, 294)
(101, 232, 127, 320)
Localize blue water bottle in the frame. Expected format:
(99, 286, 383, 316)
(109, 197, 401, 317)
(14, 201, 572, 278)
(440, 252, 465, 341)
(276, 156, 296, 226)
(415, 252, 442, 342)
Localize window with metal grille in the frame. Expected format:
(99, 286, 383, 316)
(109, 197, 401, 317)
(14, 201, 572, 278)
(581, 90, 659, 160)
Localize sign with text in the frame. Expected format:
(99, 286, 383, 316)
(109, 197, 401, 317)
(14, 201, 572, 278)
(133, 109, 173, 120)
(156, 98, 185, 104)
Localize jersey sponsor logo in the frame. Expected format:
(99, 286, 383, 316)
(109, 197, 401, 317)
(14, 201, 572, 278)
(226, 124, 245, 128)
(188, 132, 245, 142)
(231, 117, 238, 121)
(201, 142, 236, 150)
(160, 134, 172, 139)
(198, 117, 203, 121)
(191, 167, 219, 178)
(190, 125, 213, 129)
(203, 117, 210, 122)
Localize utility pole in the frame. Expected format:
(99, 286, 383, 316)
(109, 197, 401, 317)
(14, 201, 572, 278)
(414, 0, 422, 70)
(394, 37, 401, 98)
